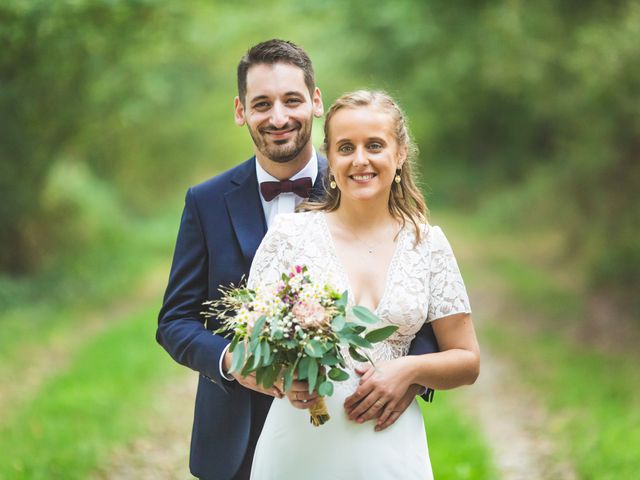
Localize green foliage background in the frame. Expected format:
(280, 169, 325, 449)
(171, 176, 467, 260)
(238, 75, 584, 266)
(1, 1, 639, 477)
(2, 0, 638, 304)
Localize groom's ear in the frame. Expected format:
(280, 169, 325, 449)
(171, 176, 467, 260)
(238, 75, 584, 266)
(234, 96, 246, 126)
(312, 87, 324, 118)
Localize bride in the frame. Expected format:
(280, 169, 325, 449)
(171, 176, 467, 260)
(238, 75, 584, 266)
(248, 90, 480, 479)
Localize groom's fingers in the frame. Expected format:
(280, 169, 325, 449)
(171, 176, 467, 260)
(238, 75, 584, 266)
(343, 382, 374, 410)
(375, 411, 401, 432)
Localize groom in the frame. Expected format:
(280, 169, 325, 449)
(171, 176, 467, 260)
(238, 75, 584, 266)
(157, 39, 439, 480)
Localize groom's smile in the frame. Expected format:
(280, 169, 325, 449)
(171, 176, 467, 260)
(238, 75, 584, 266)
(234, 62, 323, 168)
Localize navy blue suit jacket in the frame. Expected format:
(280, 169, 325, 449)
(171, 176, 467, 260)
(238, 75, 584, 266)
(157, 156, 439, 480)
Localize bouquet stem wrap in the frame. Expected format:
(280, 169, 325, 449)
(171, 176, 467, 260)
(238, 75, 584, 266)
(310, 398, 330, 426)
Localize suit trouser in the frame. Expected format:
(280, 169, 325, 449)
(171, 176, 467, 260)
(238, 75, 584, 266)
(231, 391, 272, 480)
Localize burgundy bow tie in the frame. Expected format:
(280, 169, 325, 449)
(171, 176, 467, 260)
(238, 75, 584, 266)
(260, 177, 313, 202)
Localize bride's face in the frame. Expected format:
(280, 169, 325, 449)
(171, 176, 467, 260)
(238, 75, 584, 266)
(327, 106, 406, 204)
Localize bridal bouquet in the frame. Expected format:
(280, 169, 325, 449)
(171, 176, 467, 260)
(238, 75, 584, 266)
(203, 265, 397, 426)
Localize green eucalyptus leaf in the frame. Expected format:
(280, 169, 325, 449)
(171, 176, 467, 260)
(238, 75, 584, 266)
(261, 341, 272, 365)
(252, 343, 262, 369)
(229, 335, 239, 353)
(250, 315, 266, 347)
(318, 380, 334, 397)
(283, 364, 295, 392)
(349, 346, 368, 363)
(297, 356, 310, 380)
(365, 325, 399, 343)
(335, 290, 349, 309)
(328, 367, 349, 381)
(352, 305, 379, 324)
(331, 315, 346, 331)
(320, 354, 340, 366)
(262, 364, 280, 389)
(230, 345, 245, 373)
(304, 339, 324, 358)
(307, 359, 319, 393)
(346, 333, 373, 349)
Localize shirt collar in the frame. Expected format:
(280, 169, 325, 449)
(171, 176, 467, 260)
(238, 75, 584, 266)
(255, 148, 318, 187)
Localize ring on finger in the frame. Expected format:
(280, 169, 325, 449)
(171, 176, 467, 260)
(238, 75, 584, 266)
(374, 400, 385, 408)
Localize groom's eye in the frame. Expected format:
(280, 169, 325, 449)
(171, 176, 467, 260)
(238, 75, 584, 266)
(253, 101, 271, 110)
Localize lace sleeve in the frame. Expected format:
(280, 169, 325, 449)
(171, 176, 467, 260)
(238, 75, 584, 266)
(427, 226, 472, 322)
(247, 214, 294, 289)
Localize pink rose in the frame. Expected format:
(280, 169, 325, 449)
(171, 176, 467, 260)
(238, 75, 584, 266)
(292, 299, 328, 328)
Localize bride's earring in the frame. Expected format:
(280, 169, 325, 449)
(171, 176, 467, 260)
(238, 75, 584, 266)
(394, 168, 402, 184)
(330, 174, 337, 189)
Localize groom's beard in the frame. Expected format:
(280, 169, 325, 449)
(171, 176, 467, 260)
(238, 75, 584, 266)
(248, 118, 312, 164)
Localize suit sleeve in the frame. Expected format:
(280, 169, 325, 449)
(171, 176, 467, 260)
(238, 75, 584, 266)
(156, 188, 232, 390)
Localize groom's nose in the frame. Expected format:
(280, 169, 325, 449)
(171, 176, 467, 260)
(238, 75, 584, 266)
(270, 102, 289, 129)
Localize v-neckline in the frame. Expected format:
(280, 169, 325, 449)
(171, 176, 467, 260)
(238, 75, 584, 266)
(319, 212, 405, 315)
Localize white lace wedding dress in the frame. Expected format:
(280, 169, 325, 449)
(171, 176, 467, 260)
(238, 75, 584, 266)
(248, 211, 471, 480)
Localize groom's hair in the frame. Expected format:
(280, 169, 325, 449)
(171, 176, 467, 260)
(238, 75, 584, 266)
(237, 39, 315, 104)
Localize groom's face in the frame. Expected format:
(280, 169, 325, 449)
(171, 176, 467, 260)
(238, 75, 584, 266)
(234, 63, 323, 164)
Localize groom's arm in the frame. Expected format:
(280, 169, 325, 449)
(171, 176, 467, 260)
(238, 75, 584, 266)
(156, 188, 232, 390)
(407, 322, 440, 402)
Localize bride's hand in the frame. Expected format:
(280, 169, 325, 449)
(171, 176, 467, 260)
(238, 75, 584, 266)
(343, 358, 417, 428)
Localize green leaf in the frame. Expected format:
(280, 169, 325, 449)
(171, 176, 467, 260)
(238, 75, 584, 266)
(262, 364, 280, 389)
(252, 343, 262, 369)
(229, 335, 239, 353)
(352, 305, 379, 324)
(230, 345, 245, 373)
(335, 290, 349, 310)
(331, 315, 346, 331)
(241, 355, 254, 376)
(250, 316, 266, 346)
(328, 367, 350, 381)
(255, 366, 264, 386)
(345, 333, 373, 349)
(320, 354, 340, 366)
(283, 364, 295, 392)
(261, 341, 271, 365)
(349, 346, 368, 363)
(297, 356, 310, 380)
(365, 325, 399, 343)
(318, 380, 334, 396)
(307, 359, 319, 393)
(304, 340, 324, 358)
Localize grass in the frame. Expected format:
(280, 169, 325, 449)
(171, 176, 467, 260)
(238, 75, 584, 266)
(442, 208, 640, 480)
(421, 396, 497, 479)
(0, 305, 185, 479)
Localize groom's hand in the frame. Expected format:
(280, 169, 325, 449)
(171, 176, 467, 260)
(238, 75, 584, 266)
(223, 350, 284, 398)
(285, 380, 320, 410)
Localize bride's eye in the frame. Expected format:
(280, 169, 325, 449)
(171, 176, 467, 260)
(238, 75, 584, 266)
(368, 142, 383, 151)
(338, 143, 354, 154)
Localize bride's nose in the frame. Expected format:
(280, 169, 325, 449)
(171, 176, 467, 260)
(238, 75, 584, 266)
(352, 147, 369, 166)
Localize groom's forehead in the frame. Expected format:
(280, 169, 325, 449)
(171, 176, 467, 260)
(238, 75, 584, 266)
(245, 63, 309, 99)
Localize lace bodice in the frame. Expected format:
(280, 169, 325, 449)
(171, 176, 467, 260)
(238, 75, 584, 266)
(248, 211, 471, 382)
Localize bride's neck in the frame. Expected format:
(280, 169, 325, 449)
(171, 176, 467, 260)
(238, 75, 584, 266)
(333, 198, 396, 232)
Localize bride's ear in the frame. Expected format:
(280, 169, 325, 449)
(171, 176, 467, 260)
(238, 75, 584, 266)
(397, 145, 408, 169)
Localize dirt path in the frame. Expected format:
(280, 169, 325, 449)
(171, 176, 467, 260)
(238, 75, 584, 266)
(0, 266, 169, 423)
(92, 372, 197, 480)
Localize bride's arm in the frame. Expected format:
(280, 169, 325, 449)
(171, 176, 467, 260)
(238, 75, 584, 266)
(345, 317, 479, 427)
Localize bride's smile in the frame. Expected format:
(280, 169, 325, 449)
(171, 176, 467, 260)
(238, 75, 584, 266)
(327, 106, 406, 205)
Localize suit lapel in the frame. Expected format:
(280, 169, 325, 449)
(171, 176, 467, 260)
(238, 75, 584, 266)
(310, 155, 328, 202)
(225, 159, 267, 263)
(225, 155, 327, 263)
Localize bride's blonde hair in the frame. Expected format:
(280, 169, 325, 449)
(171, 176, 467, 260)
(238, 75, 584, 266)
(302, 90, 429, 241)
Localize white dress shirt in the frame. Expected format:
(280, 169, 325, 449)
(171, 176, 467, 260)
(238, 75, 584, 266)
(255, 149, 319, 228)
(219, 149, 319, 380)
